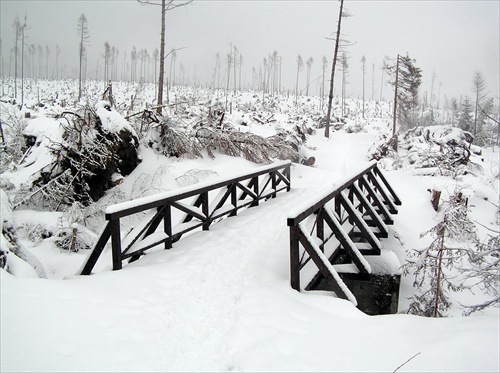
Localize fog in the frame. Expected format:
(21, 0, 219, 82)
(1, 0, 499, 104)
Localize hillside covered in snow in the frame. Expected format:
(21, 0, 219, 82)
(1, 79, 499, 372)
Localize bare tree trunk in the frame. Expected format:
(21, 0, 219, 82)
(78, 39, 83, 100)
(391, 54, 400, 151)
(157, 0, 166, 116)
(324, 0, 344, 138)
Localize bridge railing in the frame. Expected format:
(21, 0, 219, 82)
(287, 161, 401, 304)
(81, 160, 291, 275)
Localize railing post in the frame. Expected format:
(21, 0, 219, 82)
(229, 184, 237, 217)
(110, 219, 122, 271)
(202, 191, 210, 230)
(164, 204, 172, 249)
(316, 209, 325, 252)
(286, 164, 291, 191)
(251, 176, 259, 207)
(290, 225, 301, 291)
(271, 171, 277, 198)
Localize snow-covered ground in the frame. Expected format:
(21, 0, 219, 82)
(1, 80, 499, 372)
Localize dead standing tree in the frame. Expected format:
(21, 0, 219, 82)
(77, 13, 90, 101)
(324, 0, 345, 138)
(138, 0, 192, 116)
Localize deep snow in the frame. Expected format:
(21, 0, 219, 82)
(1, 80, 499, 372)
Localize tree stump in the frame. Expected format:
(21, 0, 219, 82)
(431, 189, 441, 211)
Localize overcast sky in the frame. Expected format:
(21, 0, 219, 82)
(1, 0, 499, 104)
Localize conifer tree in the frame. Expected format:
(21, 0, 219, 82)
(458, 96, 473, 132)
(403, 191, 476, 317)
(386, 53, 422, 132)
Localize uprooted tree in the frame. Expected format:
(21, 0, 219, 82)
(14, 100, 140, 209)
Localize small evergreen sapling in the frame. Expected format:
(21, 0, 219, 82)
(403, 190, 477, 317)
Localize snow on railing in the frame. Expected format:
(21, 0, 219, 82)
(80, 161, 291, 275)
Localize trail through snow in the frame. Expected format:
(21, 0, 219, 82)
(2, 160, 498, 371)
(1, 98, 498, 371)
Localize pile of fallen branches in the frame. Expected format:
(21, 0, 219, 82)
(368, 125, 481, 177)
(195, 127, 298, 163)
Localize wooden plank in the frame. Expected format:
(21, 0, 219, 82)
(359, 175, 393, 225)
(316, 209, 325, 251)
(258, 173, 273, 198)
(122, 232, 169, 259)
(373, 166, 402, 206)
(201, 192, 209, 230)
(339, 192, 381, 253)
(290, 226, 301, 291)
(271, 171, 277, 198)
(163, 204, 172, 249)
(297, 225, 354, 302)
(251, 176, 259, 207)
(230, 183, 238, 217)
(236, 181, 258, 200)
(171, 201, 206, 222)
(321, 207, 371, 275)
(367, 171, 398, 214)
(351, 183, 388, 238)
(275, 169, 290, 190)
(110, 219, 122, 271)
(80, 222, 112, 275)
(209, 186, 232, 217)
(122, 206, 167, 255)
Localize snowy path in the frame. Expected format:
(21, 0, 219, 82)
(2, 131, 499, 372)
(122, 176, 323, 370)
(3, 172, 498, 371)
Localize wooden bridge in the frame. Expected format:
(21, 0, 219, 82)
(81, 160, 401, 314)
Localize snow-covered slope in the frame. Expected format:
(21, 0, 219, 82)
(1, 80, 499, 372)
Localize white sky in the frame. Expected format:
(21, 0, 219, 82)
(1, 0, 499, 104)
